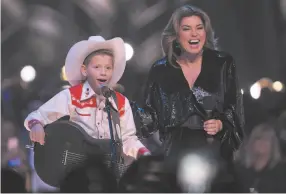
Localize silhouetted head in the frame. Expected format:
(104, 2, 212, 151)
(118, 155, 181, 193)
(60, 155, 117, 193)
(1, 168, 26, 193)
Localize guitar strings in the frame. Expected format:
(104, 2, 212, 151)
(65, 153, 86, 159)
(64, 155, 128, 178)
(63, 151, 128, 171)
(64, 151, 85, 157)
(66, 157, 84, 162)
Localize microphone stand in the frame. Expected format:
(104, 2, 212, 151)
(104, 97, 119, 175)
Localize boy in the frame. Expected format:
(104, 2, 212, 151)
(24, 36, 150, 163)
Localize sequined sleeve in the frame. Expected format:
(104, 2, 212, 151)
(220, 57, 245, 150)
(131, 65, 159, 139)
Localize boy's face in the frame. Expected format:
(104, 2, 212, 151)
(82, 54, 113, 89)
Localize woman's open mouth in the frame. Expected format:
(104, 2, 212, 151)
(188, 39, 200, 49)
(188, 39, 200, 45)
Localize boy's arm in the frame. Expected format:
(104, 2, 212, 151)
(24, 89, 71, 131)
(120, 98, 150, 159)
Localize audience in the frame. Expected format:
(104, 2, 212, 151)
(234, 122, 286, 193)
(2, 168, 27, 193)
(2, 117, 286, 193)
(118, 155, 181, 193)
(59, 155, 117, 193)
(277, 111, 286, 159)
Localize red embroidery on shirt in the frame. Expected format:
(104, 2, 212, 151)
(115, 92, 125, 117)
(69, 84, 97, 108)
(69, 85, 125, 116)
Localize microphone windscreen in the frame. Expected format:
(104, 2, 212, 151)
(101, 86, 112, 98)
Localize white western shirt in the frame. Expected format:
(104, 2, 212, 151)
(24, 81, 147, 159)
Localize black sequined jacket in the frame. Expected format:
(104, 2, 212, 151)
(132, 48, 245, 156)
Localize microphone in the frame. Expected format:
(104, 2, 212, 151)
(101, 86, 112, 98)
(202, 96, 217, 143)
(99, 84, 125, 98)
(202, 96, 216, 120)
(99, 85, 119, 113)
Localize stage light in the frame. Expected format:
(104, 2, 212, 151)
(241, 89, 244, 95)
(177, 153, 216, 193)
(273, 81, 284, 92)
(258, 77, 273, 88)
(124, 43, 134, 61)
(250, 82, 261, 99)
(20, 65, 36, 82)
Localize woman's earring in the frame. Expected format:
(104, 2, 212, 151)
(173, 40, 182, 56)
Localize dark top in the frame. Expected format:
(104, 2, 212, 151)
(133, 48, 245, 160)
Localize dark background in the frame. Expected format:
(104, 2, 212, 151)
(2, 0, 286, 145)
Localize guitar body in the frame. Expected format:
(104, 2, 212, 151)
(33, 120, 131, 187)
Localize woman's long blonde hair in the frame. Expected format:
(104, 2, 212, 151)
(235, 123, 282, 169)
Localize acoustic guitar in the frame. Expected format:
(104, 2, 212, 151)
(30, 120, 133, 187)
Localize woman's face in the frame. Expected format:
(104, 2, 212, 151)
(252, 137, 272, 156)
(178, 15, 206, 55)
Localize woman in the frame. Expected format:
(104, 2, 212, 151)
(234, 123, 286, 193)
(133, 5, 244, 173)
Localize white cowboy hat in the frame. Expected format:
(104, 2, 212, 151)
(65, 36, 126, 87)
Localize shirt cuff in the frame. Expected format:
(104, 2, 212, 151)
(28, 119, 42, 130)
(137, 147, 151, 157)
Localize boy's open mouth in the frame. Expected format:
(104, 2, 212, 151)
(97, 79, 107, 84)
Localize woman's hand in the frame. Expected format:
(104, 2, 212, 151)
(204, 119, 223, 135)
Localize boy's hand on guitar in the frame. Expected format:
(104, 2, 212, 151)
(30, 124, 45, 145)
